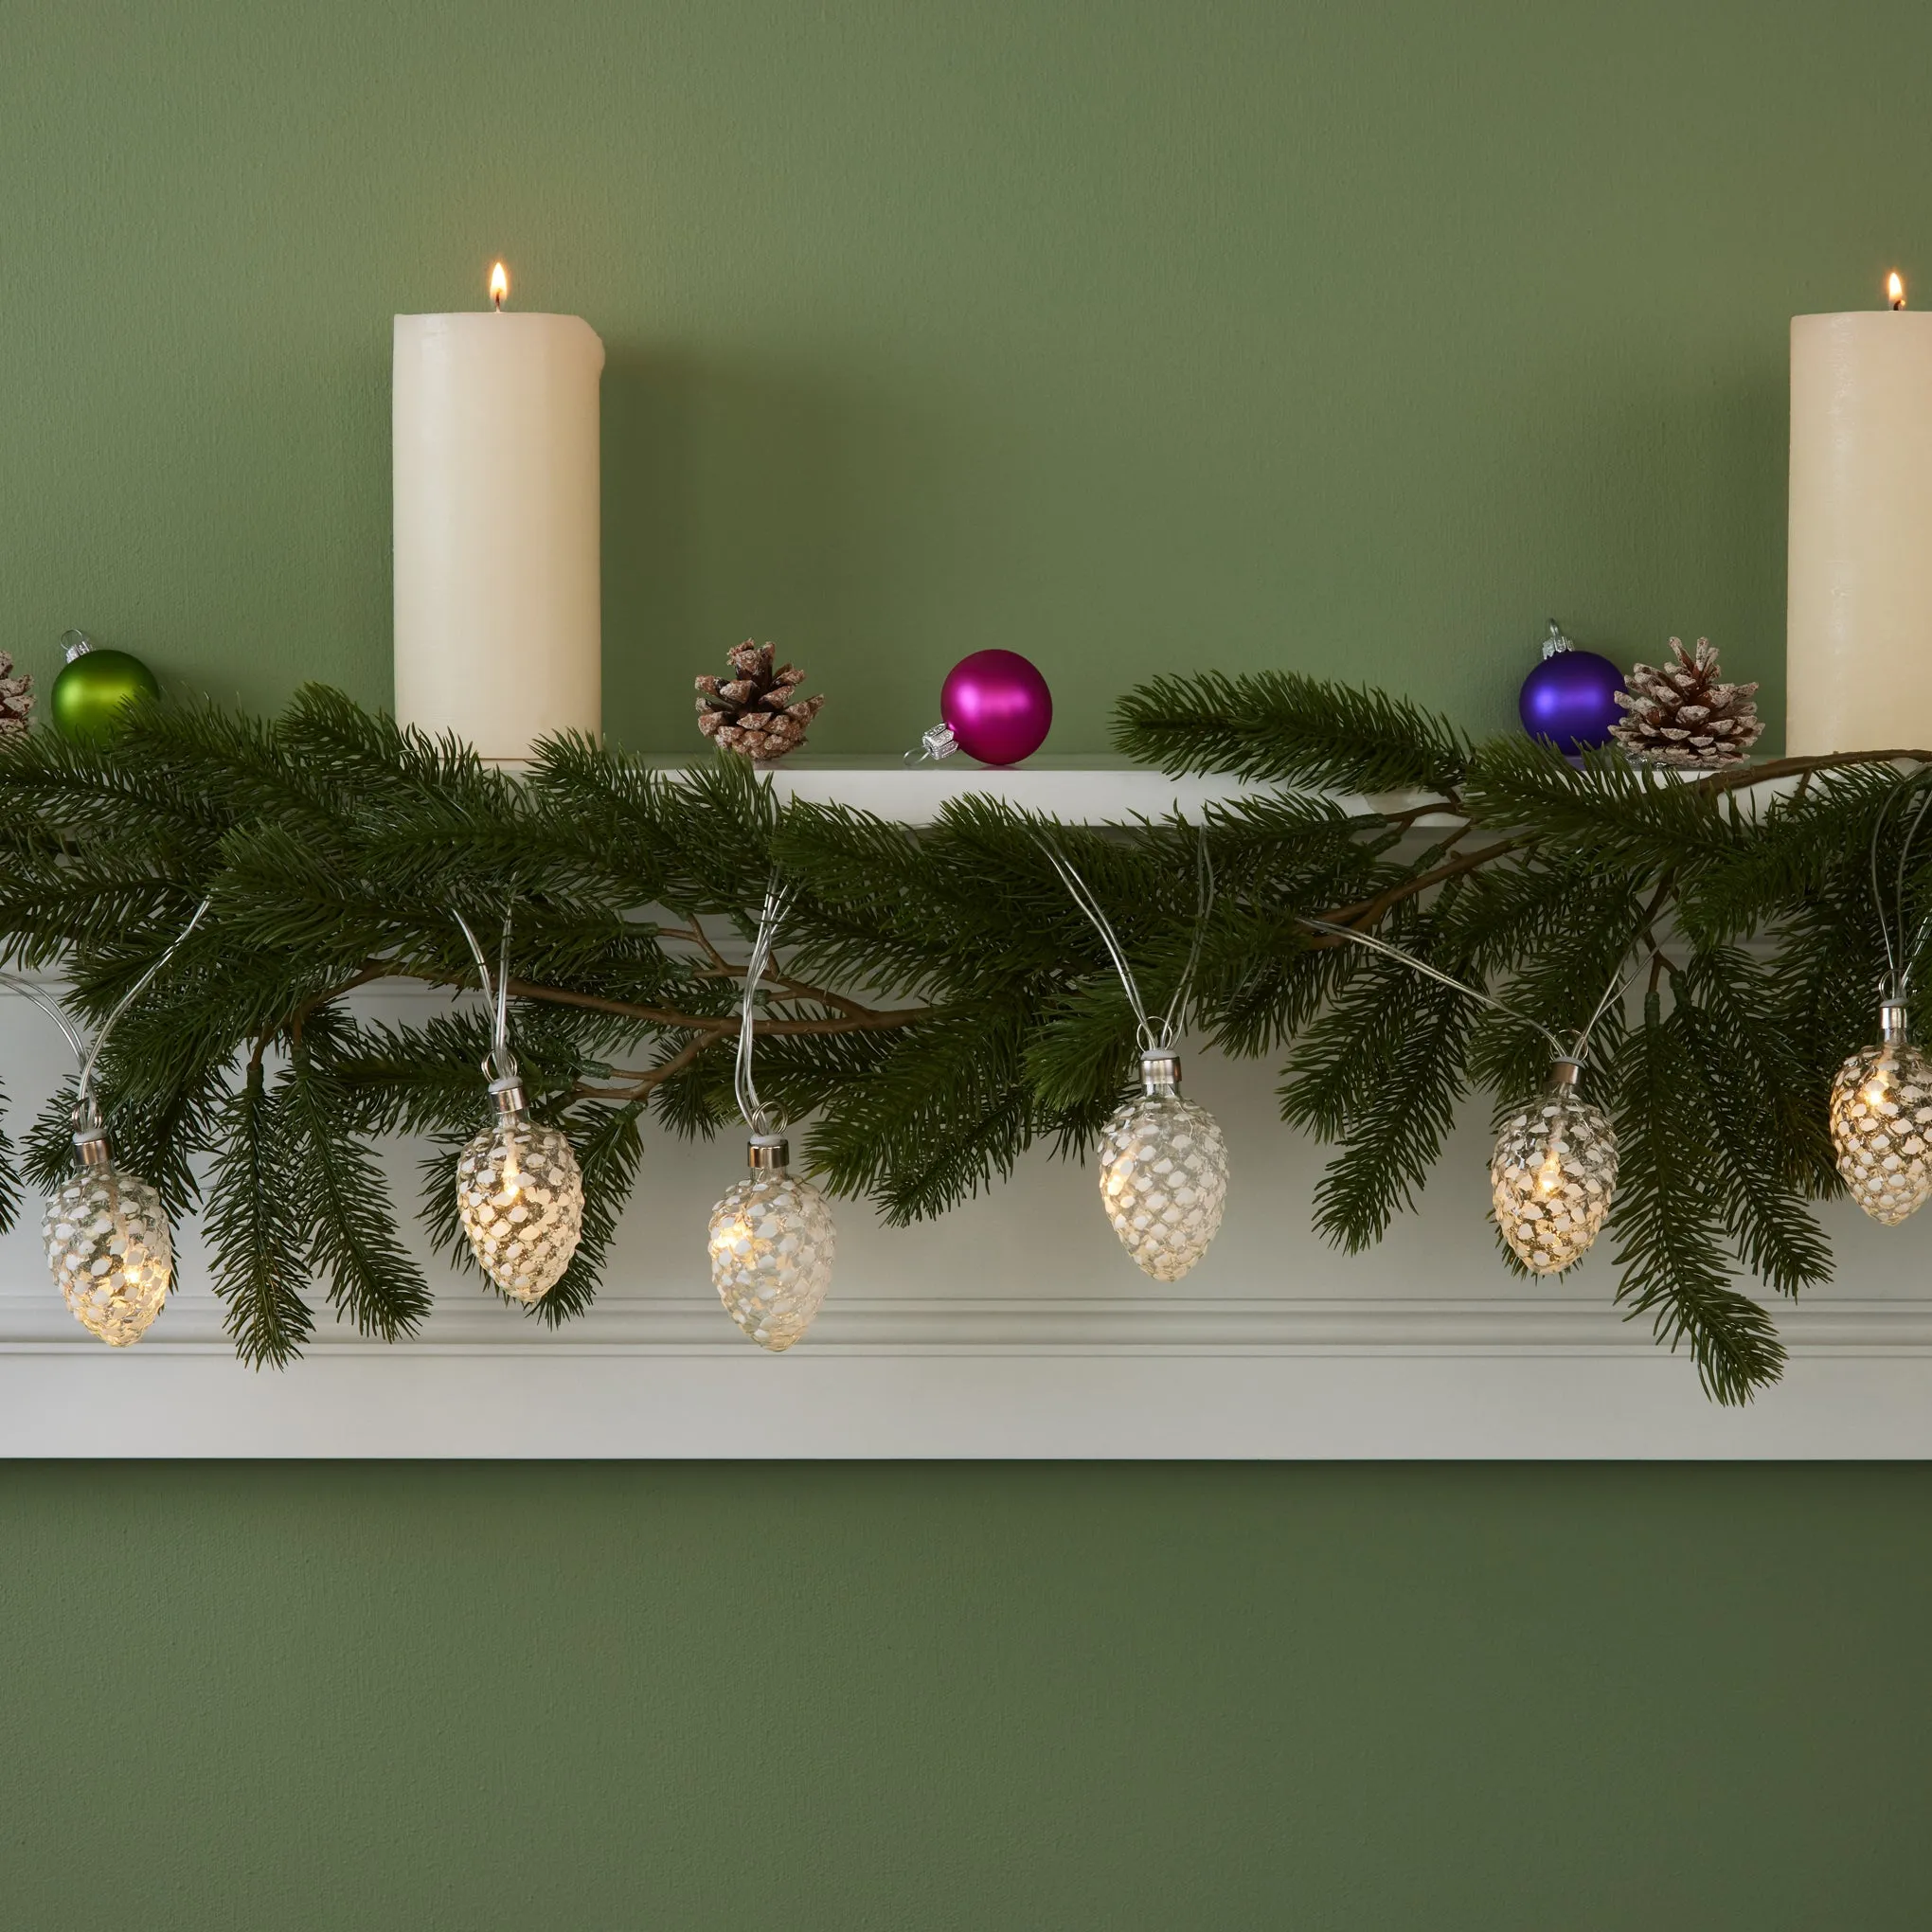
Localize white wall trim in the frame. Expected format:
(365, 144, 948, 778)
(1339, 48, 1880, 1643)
(1, 1294, 1928, 1458)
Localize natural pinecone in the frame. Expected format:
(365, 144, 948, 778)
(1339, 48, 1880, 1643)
(1609, 636, 1762, 768)
(0, 653, 31, 742)
(696, 640, 825, 761)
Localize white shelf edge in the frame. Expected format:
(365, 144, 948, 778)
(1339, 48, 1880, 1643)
(0, 1294, 1924, 1459)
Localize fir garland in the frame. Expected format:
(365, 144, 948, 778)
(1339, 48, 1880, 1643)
(0, 679, 1925, 1402)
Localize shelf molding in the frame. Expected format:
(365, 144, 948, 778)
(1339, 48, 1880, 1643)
(0, 1290, 1927, 1458)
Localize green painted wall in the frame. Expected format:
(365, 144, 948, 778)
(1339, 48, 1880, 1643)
(4, 0, 1927, 751)
(1, 1463, 1926, 1929)
(7, 8, 1930, 1924)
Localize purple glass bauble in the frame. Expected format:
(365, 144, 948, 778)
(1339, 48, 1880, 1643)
(1519, 648, 1624, 753)
(940, 650, 1053, 766)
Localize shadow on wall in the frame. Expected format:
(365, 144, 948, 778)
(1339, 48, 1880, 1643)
(599, 344, 1023, 755)
(1466, 350, 1788, 745)
(600, 346, 875, 755)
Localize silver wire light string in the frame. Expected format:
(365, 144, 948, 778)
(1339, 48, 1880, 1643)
(75, 896, 213, 1106)
(1294, 912, 1631, 1068)
(453, 908, 516, 1082)
(1040, 833, 1215, 1054)
(736, 879, 797, 1136)
(1869, 769, 1932, 1000)
(2, 897, 216, 1127)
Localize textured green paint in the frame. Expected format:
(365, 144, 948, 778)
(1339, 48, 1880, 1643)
(4, 0, 1928, 751)
(1, 1462, 1927, 1929)
(8, 12, 1930, 1923)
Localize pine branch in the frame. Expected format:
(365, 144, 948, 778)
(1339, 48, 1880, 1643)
(1306, 976, 1471, 1249)
(206, 1068, 314, 1367)
(1608, 1005, 1786, 1403)
(1114, 671, 1471, 795)
(535, 1103, 646, 1325)
(6, 681, 1927, 1400)
(280, 1042, 432, 1342)
(0, 1077, 18, 1238)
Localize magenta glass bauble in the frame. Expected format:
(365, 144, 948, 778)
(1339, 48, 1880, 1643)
(939, 651, 1052, 766)
(1519, 639, 1624, 753)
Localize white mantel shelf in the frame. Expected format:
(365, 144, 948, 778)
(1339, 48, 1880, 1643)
(661, 755, 1444, 826)
(755, 755, 1272, 824)
(1, 758, 1924, 1460)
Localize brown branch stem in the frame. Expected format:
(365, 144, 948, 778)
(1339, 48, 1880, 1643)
(1316, 836, 1530, 931)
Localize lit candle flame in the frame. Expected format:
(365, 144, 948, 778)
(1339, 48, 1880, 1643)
(1890, 271, 1906, 311)
(490, 261, 510, 311)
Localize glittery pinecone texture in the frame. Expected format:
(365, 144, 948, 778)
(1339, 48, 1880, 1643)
(1609, 636, 1762, 768)
(696, 641, 825, 761)
(0, 652, 31, 742)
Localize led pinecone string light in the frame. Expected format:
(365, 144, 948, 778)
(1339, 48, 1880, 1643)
(15, 898, 210, 1345)
(1828, 778, 1932, 1225)
(452, 912, 585, 1302)
(707, 881, 838, 1350)
(1044, 836, 1228, 1280)
(1297, 917, 1624, 1276)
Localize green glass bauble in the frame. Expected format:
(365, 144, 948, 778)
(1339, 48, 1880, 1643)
(50, 642, 160, 742)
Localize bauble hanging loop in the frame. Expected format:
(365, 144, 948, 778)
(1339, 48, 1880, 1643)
(1490, 1056, 1619, 1274)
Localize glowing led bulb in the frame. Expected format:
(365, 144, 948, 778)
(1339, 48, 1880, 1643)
(456, 1082, 583, 1303)
(1491, 1064, 1618, 1275)
(43, 1154, 173, 1347)
(1830, 1002, 1932, 1225)
(708, 1136, 836, 1351)
(1098, 1052, 1228, 1281)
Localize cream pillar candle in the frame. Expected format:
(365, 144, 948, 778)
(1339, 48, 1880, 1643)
(393, 265, 605, 762)
(1788, 275, 1932, 756)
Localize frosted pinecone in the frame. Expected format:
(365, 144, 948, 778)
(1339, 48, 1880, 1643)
(696, 641, 826, 762)
(0, 652, 31, 741)
(1610, 636, 1762, 768)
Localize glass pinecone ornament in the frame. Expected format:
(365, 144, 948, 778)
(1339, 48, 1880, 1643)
(0, 651, 31, 742)
(696, 640, 826, 762)
(42, 1116, 173, 1347)
(1609, 635, 1763, 769)
(1491, 1063, 1619, 1274)
(1829, 1003, 1932, 1225)
(708, 1136, 837, 1351)
(1098, 1051, 1229, 1280)
(456, 1078, 584, 1303)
